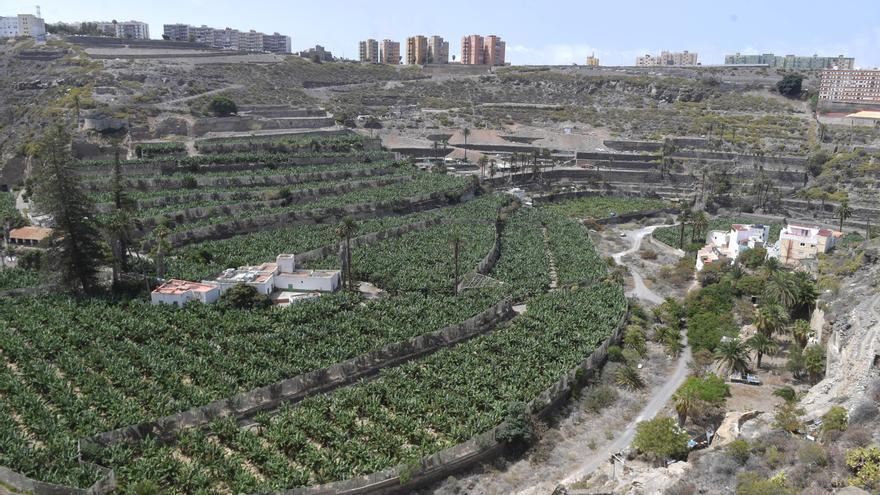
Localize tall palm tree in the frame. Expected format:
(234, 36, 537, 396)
(729, 264, 745, 291)
(792, 271, 818, 316)
(764, 271, 798, 310)
(746, 333, 778, 369)
(835, 200, 853, 232)
(789, 319, 812, 350)
(676, 207, 692, 249)
(477, 155, 488, 179)
(489, 159, 497, 180)
(336, 217, 358, 291)
(462, 127, 471, 163)
(714, 338, 751, 378)
(149, 223, 171, 280)
(755, 304, 789, 337)
(691, 210, 708, 243)
(450, 231, 462, 295)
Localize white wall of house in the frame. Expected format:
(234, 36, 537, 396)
(274, 271, 340, 292)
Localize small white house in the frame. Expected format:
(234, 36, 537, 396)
(695, 224, 770, 272)
(151, 279, 221, 306)
(205, 254, 341, 297)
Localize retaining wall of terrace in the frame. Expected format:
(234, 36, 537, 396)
(489, 169, 696, 186)
(603, 140, 663, 153)
(131, 175, 412, 229)
(158, 187, 474, 249)
(192, 116, 336, 136)
(672, 150, 808, 168)
(0, 464, 115, 495)
(274, 293, 628, 495)
(294, 218, 444, 265)
(77, 152, 392, 178)
(83, 165, 395, 194)
(577, 151, 659, 161)
(81, 297, 515, 448)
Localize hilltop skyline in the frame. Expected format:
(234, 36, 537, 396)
(5, 0, 880, 67)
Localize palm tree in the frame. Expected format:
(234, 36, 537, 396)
(673, 386, 697, 426)
(754, 304, 789, 337)
(336, 217, 358, 291)
(691, 211, 708, 243)
(746, 333, 778, 369)
(714, 338, 751, 378)
(676, 207, 692, 249)
(764, 272, 798, 310)
(789, 319, 812, 349)
(792, 272, 818, 316)
(729, 264, 744, 291)
(477, 155, 488, 179)
(489, 159, 497, 180)
(450, 231, 462, 295)
(149, 223, 171, 279)
(615, 365, 645, 390)
(462, 127, 471, 163)
(835, 200, 853, 232)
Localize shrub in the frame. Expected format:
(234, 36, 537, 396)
(496, 401, 536, 448)
(776, 74, 803, 98)
(738, 247, 767, 269)
(845, 446, 880, 488)
(623, 324, 647, 357)
(208, 95, 238, 117)
(621, 348, 642, 366)
(727, 439, 751, 465)
(737, 472, 793, 495)
(607, 345, 624, 362)
(632, 417, 689, 462)
(641, 248, 658, 260)
(219, 283, 271, 310)
(820, 406, 848, 435)
(181, 175, 198, 190)
(773, 401, 805, 434)
(615, 365, 645, 390)
(584, 386, 618, 414)
(772, 386, 797, 403)
(798, 442, 828, 467)
(803, 344, 826, 381)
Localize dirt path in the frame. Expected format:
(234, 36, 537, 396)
(541, 227, 559, 289)
(612, 224, 676, 305)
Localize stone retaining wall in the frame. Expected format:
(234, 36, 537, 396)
(0, 464, 115, 495)
(294, 218, 444, 265)
(81, 297, 515, 448)
(192, 116, 335, 136)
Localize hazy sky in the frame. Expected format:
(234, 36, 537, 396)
(6, 0, 880, 67)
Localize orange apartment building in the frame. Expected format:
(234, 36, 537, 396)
(460, 34, 505, 66)
(380, 39, 400, 65)
(406, 35, 428, 65)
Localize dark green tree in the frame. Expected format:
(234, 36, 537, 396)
(632, 417, 689, 464)
(208, 96, 238, 117)
(219, 283, 270, 309)
(776, 74, 804, 97)
(31, 125, 104, 293)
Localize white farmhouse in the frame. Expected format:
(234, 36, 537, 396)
(695, 224, 771, 271)
(774, 224, 842, 266)
(206, 254, 341, 296)
(151, 279, 221, 306)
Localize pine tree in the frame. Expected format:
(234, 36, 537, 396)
(32, 125, 104, 293)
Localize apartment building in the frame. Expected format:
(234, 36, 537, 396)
(0, 14, 46, 38)
(359, 38, 379, 63)
(636, 50, 698, 66)
(585, 53, 599, 67)
(300, 45, 333, 62)
(484, 35, 505, 66)
(461, 34, 484, 65)
(428, 35, 448, 64)
(819, 69, 880, 104)
(163, 23, 291, 53)
(380, 39, 400, 65)
(263, 33, 292, 54)
(406, 35, 428, 65)
(725, 52, 854, 70)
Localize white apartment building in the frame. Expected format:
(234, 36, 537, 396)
(775, 224, 842, 265)
(0, 14, 46, 38)
(162, 23, 290, 53)
(94, 20, 150, 40)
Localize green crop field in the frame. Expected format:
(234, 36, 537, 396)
(542, 196, 668, 220)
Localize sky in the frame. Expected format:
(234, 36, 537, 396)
(6, 0, 880, 67)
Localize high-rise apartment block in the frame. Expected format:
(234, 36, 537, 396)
(0, 14, 46, 38)
(428, 35, 448, 64)
(819, 69, 880, 104)
(406, 35, 428, 65)
(636, 50, 698, 66)
(359, 38, 379, 63)
(725, 53, 854, 70)
(94, 20, 149, 39)
(380, 39, 400, 65)
(163, 23, 291, 53)
(585, 53, 600, 67)
(461, 34, 505, 65)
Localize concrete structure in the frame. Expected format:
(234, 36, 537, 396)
(7, 226, 52, 247)
(406, 35, 428, 65)
(725, 53, 854, 70)
(151, 279, 221, 306)
(380, 39, 400, 65)
(696, 224, 770, 271)
(428, 35, 448, 64)
(0, 14, 46, 38)
(95, 20, 149, 39)
(162, 23, 290, 53)
(637, 50, 698, 66)
(819, 69, 880, 104)
(461, 34, 505, 66)
(207, 254, 341, 296)
(359, 38, 379, 63)
(484, 35, 505, 66)
(585, 53, 599, 67)
(263, 33, 291, 54)
(776, 224, 842, 266)
(300, 44, 333, 61)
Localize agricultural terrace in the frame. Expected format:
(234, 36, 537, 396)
(97, 283, 626, 493)
(653, 217, 783, 249)
(1, 132, 626, 492)
(542, 196, 668, 220)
